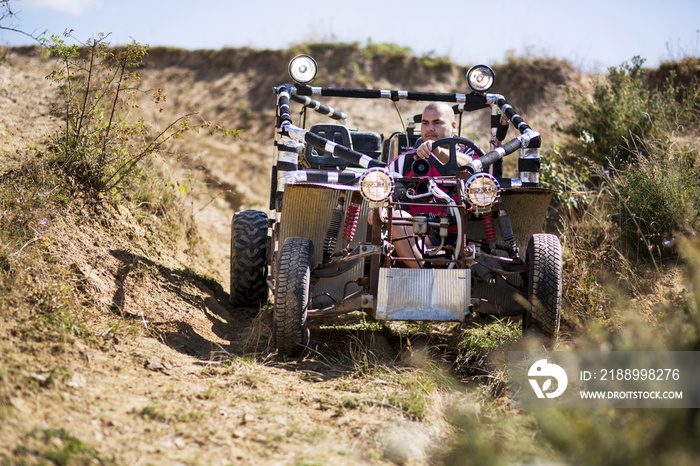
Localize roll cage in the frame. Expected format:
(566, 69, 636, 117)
(271, 82, 542, 213)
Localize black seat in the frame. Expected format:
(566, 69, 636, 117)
(303, 124, 353, 169)
(351, 132, 382, 159)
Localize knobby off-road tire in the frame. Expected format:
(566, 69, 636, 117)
(273, 237, 313, 357)
(524, 233, 562, 340)
(230, 210, 269, 307)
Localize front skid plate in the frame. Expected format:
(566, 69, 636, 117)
(376, 268, 470, 321)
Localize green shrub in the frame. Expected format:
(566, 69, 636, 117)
(563, 56, 696, 168)
(539, 144, 593, 219)
(43, 32, 235, 193)
(612, 143, 700, 261)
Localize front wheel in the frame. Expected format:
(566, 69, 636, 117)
(230, 210, 269, 307)
(273, 237, 313, 357)
(523, 233, 562, 340)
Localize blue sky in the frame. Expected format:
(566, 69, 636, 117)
(3, 0, 699, 71)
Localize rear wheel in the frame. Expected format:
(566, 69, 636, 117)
(523, 233, 562, 340)
(273, 237, 313, 356)
(230, 210, 268, 307)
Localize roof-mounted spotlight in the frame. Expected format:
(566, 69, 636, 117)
(466, 65, 495, 93)
(288, 54, 318, 84)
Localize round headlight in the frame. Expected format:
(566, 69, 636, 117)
(466, 172, 500, 210)
(466, 65, 495, 93)
(359, 168, 394, 203)
(288, 54, 318, 84)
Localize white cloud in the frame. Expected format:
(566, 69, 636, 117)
(20, 0, 101, 16)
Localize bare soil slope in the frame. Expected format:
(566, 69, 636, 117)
(0, 45, 575, 465)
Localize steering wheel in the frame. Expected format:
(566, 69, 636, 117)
(411, 136, 486, 176)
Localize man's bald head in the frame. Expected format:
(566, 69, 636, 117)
(421, 102, 456, 141)
(423, 102, 455, 123)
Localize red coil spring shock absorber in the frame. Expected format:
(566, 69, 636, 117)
(343, 203, 361, 243)
(482, 211, 496, 245)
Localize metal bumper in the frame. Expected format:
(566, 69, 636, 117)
(375, 268, 470, 321)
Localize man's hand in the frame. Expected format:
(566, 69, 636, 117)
(456, 150, 473, 166)
(415, 140, 435, 161)
(415, 140, 473, 166)
(416, 140, 451, 164)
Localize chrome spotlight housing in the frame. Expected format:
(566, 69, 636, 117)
(465, 172, 500, 212)
(288, 54, 318, 84)
(359, 168, 394, 204)
(466, 65, 495, 93)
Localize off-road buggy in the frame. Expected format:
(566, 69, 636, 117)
(230, 55, 562, 356)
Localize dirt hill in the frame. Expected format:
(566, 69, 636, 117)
(0, 44, 580, 465)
